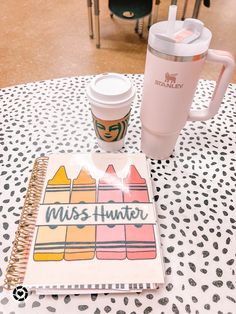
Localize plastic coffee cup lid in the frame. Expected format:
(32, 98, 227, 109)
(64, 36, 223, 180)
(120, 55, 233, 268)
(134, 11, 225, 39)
(86, 73, 135, 107)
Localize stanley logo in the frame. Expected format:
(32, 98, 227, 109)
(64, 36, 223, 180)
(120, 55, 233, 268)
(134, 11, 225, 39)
(155, 72, 184, 89)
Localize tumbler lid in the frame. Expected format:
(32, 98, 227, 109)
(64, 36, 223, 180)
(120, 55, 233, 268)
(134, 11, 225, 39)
(148, 20, 212, 57)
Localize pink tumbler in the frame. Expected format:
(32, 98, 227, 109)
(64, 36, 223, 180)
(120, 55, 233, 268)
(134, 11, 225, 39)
(141, 14, 235, 160)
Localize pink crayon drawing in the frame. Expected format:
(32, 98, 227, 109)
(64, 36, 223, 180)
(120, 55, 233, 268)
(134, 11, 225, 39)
(125, 224, 156, 260)
(123, 165, 149, 202)
(97, 165, 123, 203)
(96, 224, 126, 260)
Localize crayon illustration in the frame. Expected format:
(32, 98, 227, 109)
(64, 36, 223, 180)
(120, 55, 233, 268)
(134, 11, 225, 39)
(70, 168, 96, 203)
(64, 225, 96, 260)
(43, 166, 71, 204)
(123, 165, 149, 202)
(96, 224, 126, 260)
(125, 224, 156, 259)
(97, 165, 123, 203)
(33, 225, 67, 261)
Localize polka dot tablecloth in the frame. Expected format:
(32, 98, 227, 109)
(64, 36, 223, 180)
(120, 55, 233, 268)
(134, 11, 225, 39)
(0, 75, 235, 314)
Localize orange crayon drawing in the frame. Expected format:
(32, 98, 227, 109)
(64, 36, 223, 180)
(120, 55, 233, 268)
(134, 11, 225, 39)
(33, 225, 67, 261)
(70, 168, 96, 203)
(43, 166, 71, 204)
(64, 225, 96, 260)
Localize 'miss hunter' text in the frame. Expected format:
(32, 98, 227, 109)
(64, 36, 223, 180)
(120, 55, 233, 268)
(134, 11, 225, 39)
(45, 205, 149, 223)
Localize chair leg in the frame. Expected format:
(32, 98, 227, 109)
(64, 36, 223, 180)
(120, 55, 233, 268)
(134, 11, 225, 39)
(192, 0, 202, 18)
(138, 18, 144, 37)
(181, 0, 189, 20)
(148, 14, 152, 29)
(87, 0, 94, 39)
(135, 20, 139, 33)
(151, 0, 160, 24)
(93, 0, 100, 48)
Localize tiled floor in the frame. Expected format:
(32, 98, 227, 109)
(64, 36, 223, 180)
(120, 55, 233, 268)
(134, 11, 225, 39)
(0, 0, 235, 88)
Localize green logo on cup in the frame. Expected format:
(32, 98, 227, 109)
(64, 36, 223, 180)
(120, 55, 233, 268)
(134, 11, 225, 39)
(92, 110, 131, 142)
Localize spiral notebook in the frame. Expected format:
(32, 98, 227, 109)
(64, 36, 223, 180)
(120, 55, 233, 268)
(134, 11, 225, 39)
(4, 153, 165, 294)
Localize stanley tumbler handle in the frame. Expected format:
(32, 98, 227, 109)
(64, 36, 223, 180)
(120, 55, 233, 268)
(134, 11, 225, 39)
(188, 49, 235, 121)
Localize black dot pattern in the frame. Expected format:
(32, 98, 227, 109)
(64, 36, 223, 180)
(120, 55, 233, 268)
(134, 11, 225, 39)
(0, 76, 235, 313)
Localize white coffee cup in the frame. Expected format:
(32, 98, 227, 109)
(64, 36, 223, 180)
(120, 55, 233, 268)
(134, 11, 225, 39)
(86, 73, 135, 151)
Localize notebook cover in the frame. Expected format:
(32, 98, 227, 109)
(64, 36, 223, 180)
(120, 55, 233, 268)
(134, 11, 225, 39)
(5, 153, 165, 293)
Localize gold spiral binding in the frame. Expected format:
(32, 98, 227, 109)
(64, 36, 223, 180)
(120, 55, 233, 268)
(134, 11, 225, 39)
(4, 156, 49, 290)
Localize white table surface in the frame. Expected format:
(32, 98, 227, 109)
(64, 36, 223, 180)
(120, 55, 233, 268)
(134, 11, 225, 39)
(0, 75, 235, 314)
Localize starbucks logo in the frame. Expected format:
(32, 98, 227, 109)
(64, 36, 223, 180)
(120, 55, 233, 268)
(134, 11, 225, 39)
(13, 285, 29, 301)
(92, 110, 130, 143)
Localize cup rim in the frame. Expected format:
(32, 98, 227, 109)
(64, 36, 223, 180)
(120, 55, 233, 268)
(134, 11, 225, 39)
(86, 73, 136, 107)
(87, 85, 136, 108)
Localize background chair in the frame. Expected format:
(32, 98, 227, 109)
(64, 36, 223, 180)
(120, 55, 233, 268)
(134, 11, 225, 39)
(181, 0, 211, 20)
(108, 0, 153, 37)
(152, 0, 211, 25)
(87, 0, 211, 48)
